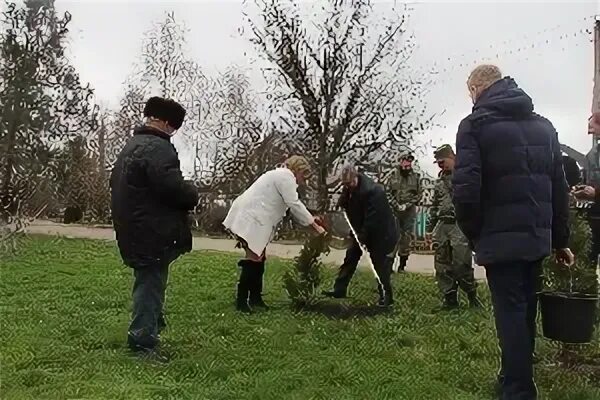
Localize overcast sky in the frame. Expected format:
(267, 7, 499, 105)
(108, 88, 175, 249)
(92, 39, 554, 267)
(54, 0, 599, 175)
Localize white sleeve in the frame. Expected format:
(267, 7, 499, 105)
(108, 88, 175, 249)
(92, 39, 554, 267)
(274, 174, 315, 227)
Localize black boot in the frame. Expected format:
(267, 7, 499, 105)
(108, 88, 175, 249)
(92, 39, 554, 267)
(376, 258, 394, 307)
(398, 255, 408, 272)
(467, 290, 482, 308)
(442, 291, 459, 309)
(377, 284, 394, 307)
(322, 290, 347, 298)
(249, 260, 269, 309)
(236, 260, 253, 313)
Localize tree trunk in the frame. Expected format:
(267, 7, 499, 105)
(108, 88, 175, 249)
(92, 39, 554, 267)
(1, 109, 18, 223)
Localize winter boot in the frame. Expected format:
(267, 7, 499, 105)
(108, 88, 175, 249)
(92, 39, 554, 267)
(442, 291, 459, 309)
(236, 260, 253, 313)
(249, 260, 269, 309)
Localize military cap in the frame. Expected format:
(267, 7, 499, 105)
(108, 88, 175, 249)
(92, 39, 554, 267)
(433, 144, 455, 161)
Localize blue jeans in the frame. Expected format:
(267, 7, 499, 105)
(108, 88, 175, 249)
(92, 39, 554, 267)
(127, 262, 170, 349)
(485, 260, 542, 400)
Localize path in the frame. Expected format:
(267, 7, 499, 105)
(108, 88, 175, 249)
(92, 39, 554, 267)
(24, 220, 487, 280)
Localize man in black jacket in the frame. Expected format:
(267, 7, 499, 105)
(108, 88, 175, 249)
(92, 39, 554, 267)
(110, 97, 199, 356)
(322, 165, 398, 307)
(452, 65, 574, 400)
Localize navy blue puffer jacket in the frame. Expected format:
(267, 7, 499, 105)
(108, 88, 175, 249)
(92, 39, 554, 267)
(452, 77, 570, 266)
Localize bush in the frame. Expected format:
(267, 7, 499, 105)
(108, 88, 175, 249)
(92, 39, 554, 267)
(283, 233, 330, 309)
(543, 209, 598, 295)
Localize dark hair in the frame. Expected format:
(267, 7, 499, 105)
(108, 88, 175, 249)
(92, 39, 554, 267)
(143, 97, 186, 129)
(562, 155, 581, 187)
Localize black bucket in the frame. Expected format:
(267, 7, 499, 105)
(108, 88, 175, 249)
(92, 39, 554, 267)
(539, 291, 599, 344)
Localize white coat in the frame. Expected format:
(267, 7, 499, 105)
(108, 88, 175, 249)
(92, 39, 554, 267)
(223, 168, 315, 256)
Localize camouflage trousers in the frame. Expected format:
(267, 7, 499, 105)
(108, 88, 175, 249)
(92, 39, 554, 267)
(433, 223, 477, 296)
(394, 205, 417, 257)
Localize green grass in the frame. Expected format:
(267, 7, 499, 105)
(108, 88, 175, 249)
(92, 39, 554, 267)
(1, 236, 599, 400)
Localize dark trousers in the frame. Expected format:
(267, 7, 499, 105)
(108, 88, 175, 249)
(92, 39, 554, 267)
(589, 218, 600, 265)
(485, 260, 542, 400)
(333, 239, 393, 297)
(128, 262, 170, 349)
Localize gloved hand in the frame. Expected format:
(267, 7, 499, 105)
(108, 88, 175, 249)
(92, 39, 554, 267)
(314, 215, 328, 229)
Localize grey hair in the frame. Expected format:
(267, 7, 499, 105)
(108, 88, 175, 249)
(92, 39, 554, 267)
(341, 164, 357, 180)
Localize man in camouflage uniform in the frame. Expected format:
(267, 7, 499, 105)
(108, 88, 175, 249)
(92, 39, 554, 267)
(429, 144, 480, 308)
(388, 154, 422, 271)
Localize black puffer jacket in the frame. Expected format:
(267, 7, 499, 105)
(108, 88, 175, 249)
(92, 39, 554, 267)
(110, 126, 199, 268)
(452, 77, 570, 265)
(338, 173, 398, 255)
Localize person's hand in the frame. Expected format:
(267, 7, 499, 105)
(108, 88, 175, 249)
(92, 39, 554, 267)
(572, 185, 596, 201)
(555, 248, 575, 267)
(312, 222, 326, 235)
(314, 215, 327, 229)
(397, 204, 407, 212)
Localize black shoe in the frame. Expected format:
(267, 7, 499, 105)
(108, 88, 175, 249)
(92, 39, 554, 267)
(442, 292, 459, 309)
(129, 345, 169, 363)
(236, 260, 253, 313)
(158, 314, 167, 332)
(494, 374, 504, 398)
(249, 260, 269, 309)
(467, 291, 483, 308)
(322, 290, 347, 298)
(376, 283, 394, 307)
(377, 295, 394, 308)
(399, 255, 408, 271)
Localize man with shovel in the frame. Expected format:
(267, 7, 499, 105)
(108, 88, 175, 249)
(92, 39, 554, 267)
(322, 165, 399, 307)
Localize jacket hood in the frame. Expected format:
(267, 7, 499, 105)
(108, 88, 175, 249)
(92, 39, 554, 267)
(133, 125, 171, 141)
(473, 77, 534, 117)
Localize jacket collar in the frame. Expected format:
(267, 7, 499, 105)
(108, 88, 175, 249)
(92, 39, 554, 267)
(133, 125, 171, 141)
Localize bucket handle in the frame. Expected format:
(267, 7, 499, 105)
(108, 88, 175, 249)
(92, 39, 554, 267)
(565, 255, 600, 296)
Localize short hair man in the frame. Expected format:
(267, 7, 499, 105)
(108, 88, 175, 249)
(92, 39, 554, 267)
(387, 153, 422, 271)
(110, 97, 199, 358)
(322, 165, 399, 307)
(429, 144, 479, 309)
(452, 65, 573, 399)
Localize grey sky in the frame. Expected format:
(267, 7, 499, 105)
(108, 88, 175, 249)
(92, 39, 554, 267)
(55, 0, 599, 176)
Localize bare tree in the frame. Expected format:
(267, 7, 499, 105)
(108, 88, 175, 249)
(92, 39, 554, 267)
(244, 0, 432, 211)
(127, 11, 208, 150)
(196, 66, 267, 195)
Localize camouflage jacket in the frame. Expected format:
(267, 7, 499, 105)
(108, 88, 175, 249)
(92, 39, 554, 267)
(387, 169, 422, 213)
(427, 171, 455, 231)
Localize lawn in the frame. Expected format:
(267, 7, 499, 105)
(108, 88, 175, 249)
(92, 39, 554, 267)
(1, 236, 599, 400)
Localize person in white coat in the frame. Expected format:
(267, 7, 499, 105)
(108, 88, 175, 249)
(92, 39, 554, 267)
(223, 155, 327, 313)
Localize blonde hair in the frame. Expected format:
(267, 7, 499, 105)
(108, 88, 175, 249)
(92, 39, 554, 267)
(284, 155, 313, 179)
(468, 64, 502, 91)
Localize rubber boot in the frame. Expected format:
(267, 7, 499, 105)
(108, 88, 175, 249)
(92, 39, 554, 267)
(249, 260, 269, 309)
(236, 260, 253, 313)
